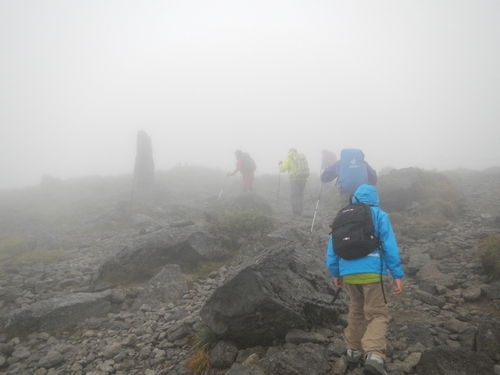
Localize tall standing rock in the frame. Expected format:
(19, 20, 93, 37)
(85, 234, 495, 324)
(134, 130, 155, 190)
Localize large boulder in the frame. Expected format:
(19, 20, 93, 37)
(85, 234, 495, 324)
(415, 346, 494, 375)
(476, 319, 500, 361)
(200, 241, 340, 347)
(0, 290, 112, 334)
(415, 263, 457, 289)
(96, 225, 226, 283)
(131, 265, 188, 310)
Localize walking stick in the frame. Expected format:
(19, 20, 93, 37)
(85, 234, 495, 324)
(310, 182, 324, 233)
(277, 171, 281, 202)
(331, 287, 342, 305)
(218, 176, 228, 201)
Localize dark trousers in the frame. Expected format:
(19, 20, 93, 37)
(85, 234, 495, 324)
(290, 179, 306, 215)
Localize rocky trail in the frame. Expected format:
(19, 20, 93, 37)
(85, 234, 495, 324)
(0, 167, 499, 375)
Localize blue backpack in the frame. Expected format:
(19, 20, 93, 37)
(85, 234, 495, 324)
(338, 149, 368, 194)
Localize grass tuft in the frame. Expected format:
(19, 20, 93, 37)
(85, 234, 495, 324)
(191, 326, 219, 350)
(186, 349, 211, 375)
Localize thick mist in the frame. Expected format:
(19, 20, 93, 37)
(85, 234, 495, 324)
(1, 1, 499, 189)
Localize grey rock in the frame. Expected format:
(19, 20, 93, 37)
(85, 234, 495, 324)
(463, 285, 483, 302)
(483, 281, 500, 300)
(429, 243, 453, 260)
(11, 347, 30, 359)
(259, 343, 331, 375)
(200, 242, 338, 346)
(285, 329, 327, 345)
(96, 226, 226, 283)
(413, 289, 446, 308)
(131, 265, 188, 310)
(476, 319, 500, 361)
(36, 350, 64, 368)
(406, 253, 431, 276)
(415, 346, 494, 375)
(224, 363, 265, 375)
(406, 320, 435, 348)
(442, 317, 470, 334)
(415, 263, 457, 289)
(0, 290, 112, 334)
(210, 340, 239, 368)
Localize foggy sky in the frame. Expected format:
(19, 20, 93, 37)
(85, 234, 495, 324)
(1, 1, 499, 189)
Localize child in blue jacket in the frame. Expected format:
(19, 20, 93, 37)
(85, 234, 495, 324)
(326, 184, 404, 375)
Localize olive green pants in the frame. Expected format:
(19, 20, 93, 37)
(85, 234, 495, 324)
(345, 282, 388, 361)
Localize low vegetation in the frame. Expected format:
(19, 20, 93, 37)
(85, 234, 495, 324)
(186, 349, 211, 375)
(186, 326, 219, 375)
(98, 266, 155, 287)
(478, 234, 500, 280)
(191, 326, 219, 350)
(0, 236, 78, 270)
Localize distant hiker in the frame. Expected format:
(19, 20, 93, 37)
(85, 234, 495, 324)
(321, 148, 377, 207)
(228, 150, 256, 192)
(326, 184, 404, 375)
(278, 148, 310, 216)
(320, 149, 337, 170)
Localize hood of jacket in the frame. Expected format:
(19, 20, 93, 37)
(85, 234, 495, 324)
(352, 184, 379, 207)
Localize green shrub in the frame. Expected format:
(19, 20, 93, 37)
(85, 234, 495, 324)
(478, 234, 500, 279)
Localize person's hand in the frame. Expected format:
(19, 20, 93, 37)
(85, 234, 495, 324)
(392, 278, 403, 295)
(333, 277, 343, 289)
(227, 172, 232, 176)
(278, 161, 283, 166)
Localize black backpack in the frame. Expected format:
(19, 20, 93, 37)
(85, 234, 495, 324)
(240, 153, 256, 173)
(330, 197, 381, 260)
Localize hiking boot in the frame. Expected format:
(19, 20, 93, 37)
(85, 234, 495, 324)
(363, 353, 387, 375)
(346, 348, 363, 368)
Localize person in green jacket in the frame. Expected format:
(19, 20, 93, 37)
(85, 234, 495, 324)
(278, 148, 310, 216)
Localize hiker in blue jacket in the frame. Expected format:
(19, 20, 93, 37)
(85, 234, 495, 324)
(326, 184, 404, 375)
(321, 148, 377, 208)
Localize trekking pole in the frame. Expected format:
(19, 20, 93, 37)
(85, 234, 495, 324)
(218, 176, 228, 201)
(331, 287, 342, 305)
(310, 182, 324, 233)
(277, 171, 281, 202)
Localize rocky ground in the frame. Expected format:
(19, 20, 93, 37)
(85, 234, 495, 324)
(0, 166, 499, 375)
